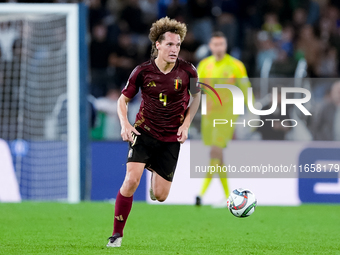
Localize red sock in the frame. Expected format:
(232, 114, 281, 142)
(112, 190, 133, 237)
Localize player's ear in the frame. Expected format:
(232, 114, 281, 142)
(155, 41, 160, 50)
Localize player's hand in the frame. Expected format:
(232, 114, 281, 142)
(121, 123, 141, 143)
(177, 125, 189, 143)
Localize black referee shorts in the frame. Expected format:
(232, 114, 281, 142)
(127, 128, 180, 182)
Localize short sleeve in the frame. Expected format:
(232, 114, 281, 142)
(188, 63, 200, 95)
(121, 66, 142, 99)
(197, 61, 203, 78)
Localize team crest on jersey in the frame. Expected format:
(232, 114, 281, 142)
(174, 77, 182, 91)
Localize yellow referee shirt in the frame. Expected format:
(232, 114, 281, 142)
(197, 54, 251, 148)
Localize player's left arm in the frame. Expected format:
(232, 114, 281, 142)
(177, 91, 201, 143)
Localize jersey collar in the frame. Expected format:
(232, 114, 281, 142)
(151, 58, 179, 75)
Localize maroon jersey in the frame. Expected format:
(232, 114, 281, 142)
(122, 58, 198, 142)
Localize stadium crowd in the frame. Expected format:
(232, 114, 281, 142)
(1, 0, 340, 141)
(83, 0, 340, 141)
(83, 0, 340, 94)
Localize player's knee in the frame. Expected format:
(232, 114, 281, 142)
(125, 176, 140, 191)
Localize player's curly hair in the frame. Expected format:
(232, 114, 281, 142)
(149, 17, 187, 58)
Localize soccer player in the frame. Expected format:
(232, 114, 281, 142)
(196, 32, 251, 207)
(107, 17, 201, 247)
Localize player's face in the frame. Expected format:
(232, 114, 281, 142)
(156, 32, 181, 64)
(209, 37, 227, 59)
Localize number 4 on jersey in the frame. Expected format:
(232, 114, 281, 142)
(159, 93, 167, 106)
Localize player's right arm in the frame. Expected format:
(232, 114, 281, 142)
(117, 94, 140, 143)
(118, 65, 143, 142)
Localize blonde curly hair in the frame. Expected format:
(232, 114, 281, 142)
(149, 17, 187, 58)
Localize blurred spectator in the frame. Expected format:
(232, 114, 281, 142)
(295, 24, 321, 76)
(119, 0, 147, 33)
(267, 24, 297, 76)
(306, 0, 320, 25)
(216, 13, 238, 52)
(58, 96, 97, 139)
(140, 0, 159, 25)
(106, 21, 121, 45)
(256, 31, 278, 71)
(315, 46, 338, 77)
(262, 12, 282, 40)
(90, 23, 111, 97)
(108, 33, 138, 89)
(88, 0, 112, 32)
(179, 31, 201, 65)
(90, 23, 111, 69)
(292, 8, 307, 38)
(188, 0, 213, 44)
(326, 5, 340, 33)
(106, 0, 125, 16)
(311, 81, 340, 140)
(166, 0, 186, 22)
(290, 0, 320, 25)
(92, 88, 121, 140)
(256, 0, 292, 25)
(319, 16, 333, 43)
(277, 25, 294, 59)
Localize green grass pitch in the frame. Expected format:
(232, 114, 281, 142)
(0, 202, 339, 255)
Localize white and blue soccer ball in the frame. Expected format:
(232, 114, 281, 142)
(227, 188, 257, 218)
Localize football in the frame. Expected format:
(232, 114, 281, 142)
(227, 188, 257, 218)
